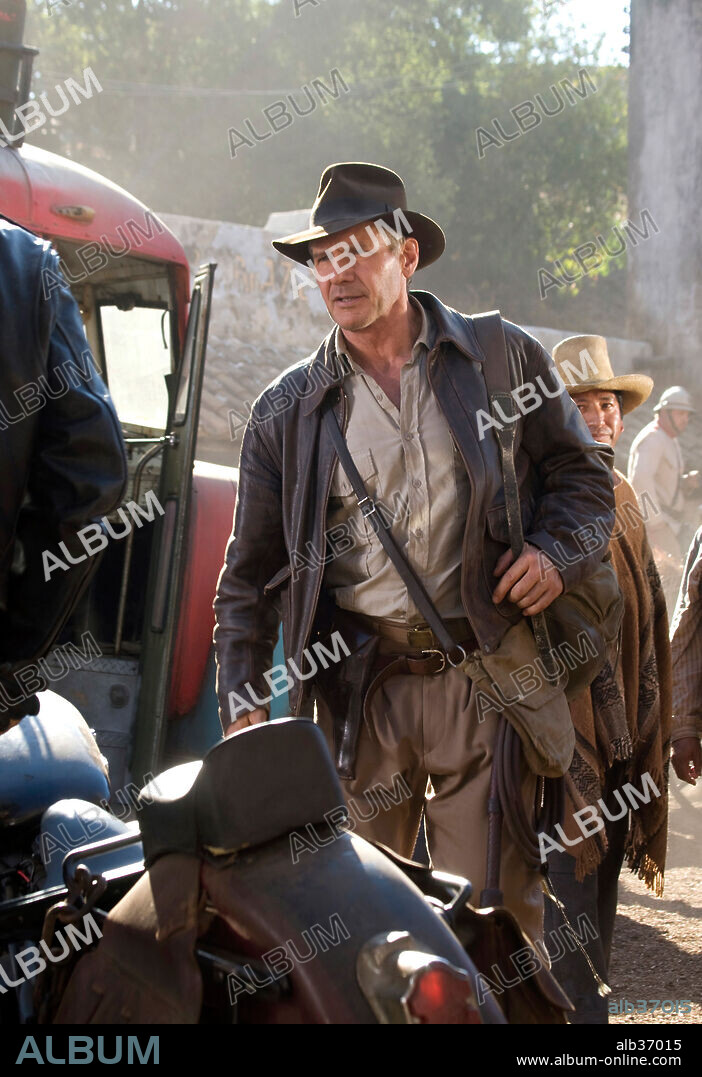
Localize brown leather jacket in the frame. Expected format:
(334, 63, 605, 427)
(214, 291, 615, 726)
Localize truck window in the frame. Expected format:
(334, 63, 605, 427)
(99, 304, 171, 432)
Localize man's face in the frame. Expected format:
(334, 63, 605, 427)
(572, 389, 624, 447)
(668, 408, 691, 433)
(308, 220, 419, 331)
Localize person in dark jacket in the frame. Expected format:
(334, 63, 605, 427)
(0, 216, 127, 732)
(214, 163, 615, 944)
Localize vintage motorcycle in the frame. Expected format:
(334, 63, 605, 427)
(0, 691, 523, 1025)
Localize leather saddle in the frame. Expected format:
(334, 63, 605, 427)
(137, 717, 346, 866)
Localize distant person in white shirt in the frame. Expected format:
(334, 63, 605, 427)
(628, 386, 696, 608)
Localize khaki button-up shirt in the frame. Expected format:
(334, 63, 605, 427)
(627, 420, 684, 535)
(323, 299, 469, 623)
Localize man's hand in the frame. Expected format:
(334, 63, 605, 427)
(223, 707, 268, 739)
(671, 737, 702, 785)
(492, 542, 564, 616)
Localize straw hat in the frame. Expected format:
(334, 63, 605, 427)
(552, 335, 653, 415)
(271, 162, 445, 270)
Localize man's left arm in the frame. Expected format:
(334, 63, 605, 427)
(0, 251, 127, 734)
(492, 331, 615, 614)
(30, 250, 128, 530)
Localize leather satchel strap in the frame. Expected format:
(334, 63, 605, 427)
(363, 652, 447, 719)
(472, 312, 559, 682)
(322, 400, 466, 664)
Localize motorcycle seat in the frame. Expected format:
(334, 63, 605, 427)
(137, 717, 346, 866)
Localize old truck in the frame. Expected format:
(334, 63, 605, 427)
(0, 0, 287, 799)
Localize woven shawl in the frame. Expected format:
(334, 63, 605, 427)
(562, 473, 672, 895)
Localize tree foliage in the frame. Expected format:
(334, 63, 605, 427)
(24, 0, 628, 324)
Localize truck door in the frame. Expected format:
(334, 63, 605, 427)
(130, 263, 216, 781)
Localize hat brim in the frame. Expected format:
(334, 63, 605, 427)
(654, 401, 695, 413)
(565, 373, 654, 415)
(271, 210, 445, 271)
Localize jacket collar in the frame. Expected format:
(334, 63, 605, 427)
(412, 290, 486, 363)
(302, 290, 485, 415)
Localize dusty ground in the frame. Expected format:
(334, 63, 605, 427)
(608, 771, 701, 1025)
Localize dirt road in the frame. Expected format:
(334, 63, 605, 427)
(609, 771, 701, 1025)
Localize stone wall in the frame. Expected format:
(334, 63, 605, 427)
(158, 212, 332, 466)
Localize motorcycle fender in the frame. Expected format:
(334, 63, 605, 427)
(201, 831, 493, 1024)
(52, 852, 206, 1025)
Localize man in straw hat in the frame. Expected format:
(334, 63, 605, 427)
(628, 385, 697, 610)
(544, 334, 672, 1022)
(214, 163, 615, 944)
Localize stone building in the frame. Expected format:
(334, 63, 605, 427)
(158, 210, 331, 467)
(627, 0, 702, 386)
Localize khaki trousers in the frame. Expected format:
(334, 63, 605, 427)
(315, 665, 545, 944)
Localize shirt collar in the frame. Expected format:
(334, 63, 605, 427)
(301, 291, 485, 416)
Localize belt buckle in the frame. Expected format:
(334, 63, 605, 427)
(421, 648, 446, 674)
(407, 625, 434, 650)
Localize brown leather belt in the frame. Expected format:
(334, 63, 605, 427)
(326, 609, 478, 727)
(353, 612, 477, 654)
(362, 649, 464, 724)
(345, 614, 478, 723)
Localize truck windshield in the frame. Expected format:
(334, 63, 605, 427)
(99, 304, 172, 432)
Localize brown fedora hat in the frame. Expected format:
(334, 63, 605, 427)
(271, 162, 446, 270)
(552, 334, 653, 415)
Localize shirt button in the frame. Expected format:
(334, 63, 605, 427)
(404, 432, 414, 441)
(415, 528, 424, 539)
(412, 478, 422, 488)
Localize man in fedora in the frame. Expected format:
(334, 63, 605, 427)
(628, 385, 697, 609)
(214, 162, 615, 943)
(544, 335, 671, 1022)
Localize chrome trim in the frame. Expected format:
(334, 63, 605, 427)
(356, 930, 479, 1025)
(447, 643, 468, 667)
(357, 495, 377, 518)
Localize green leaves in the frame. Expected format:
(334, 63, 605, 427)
(23, 0, 627, 325)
